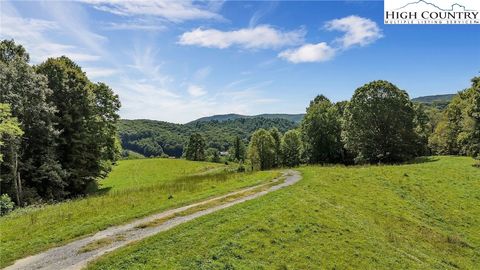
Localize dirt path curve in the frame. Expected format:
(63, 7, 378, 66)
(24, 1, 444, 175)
(5, 170, 301, 270)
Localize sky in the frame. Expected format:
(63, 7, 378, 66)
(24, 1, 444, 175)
(1, 0, 479, 123)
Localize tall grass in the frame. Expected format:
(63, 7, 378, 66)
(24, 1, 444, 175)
(0, 159, 279, 268)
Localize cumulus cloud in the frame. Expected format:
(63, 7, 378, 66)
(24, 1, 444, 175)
(178, 25, 305, 49)
(279, 15, 382, 63)
(325, 15, 382, 49)
(81, 0, 224, 22)
(187, 85, 207, 97)
(278, 42, 336, 63)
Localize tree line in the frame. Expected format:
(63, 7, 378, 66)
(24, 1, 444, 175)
(0, 40, 121, 208)
(185, 79, 479, 170)
(118, 117, 296, 158)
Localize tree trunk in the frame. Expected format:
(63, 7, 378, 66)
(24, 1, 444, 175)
(11, 145, 20, 205)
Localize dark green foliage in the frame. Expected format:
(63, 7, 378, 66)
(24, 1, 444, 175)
(231, 136, 246, 162)
(191, 113, 305, 124)
(413, 103, 433, 156)
(301, 95, 343, 164)
(430, 77, 480, 158)
(248, 129, 276, 170)
(0, 40, 65, 203)
(118, 118, 297, 158)
(0, 194, 14, 216)
(269, 127, 282, 167)
(185, 133, 206, 161)
(206, 148, 221, 163)
(0, 40, 120, 203)
(36, 57, 120, 196)
(343, 81, 418, 163)
(281, 129, 303, 167)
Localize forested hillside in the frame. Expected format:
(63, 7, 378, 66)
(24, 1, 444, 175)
(412, 94, 456, 110)
(119, 118, 297, 157)
(190, 113, 305, 124)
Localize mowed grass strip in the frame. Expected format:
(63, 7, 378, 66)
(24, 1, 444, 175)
(0, 159, 280, 268)
(134, 176, 288, 229)
(87, 156, 480, 270)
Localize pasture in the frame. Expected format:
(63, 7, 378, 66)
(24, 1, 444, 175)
(87, 156, 480, 269)
(0, 158, 280, 267)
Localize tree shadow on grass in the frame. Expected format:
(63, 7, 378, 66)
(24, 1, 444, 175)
(94, 187, 112, 196)
(403, 156, 440, 165)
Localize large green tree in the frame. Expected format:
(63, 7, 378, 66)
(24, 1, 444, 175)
(248, 129, 275, 170)
(0, 40, 65, 203)
(0, 104, 22, 163)
(185, 133, 206, 161)
(430, 77, 480, 157)
(281, 129, 303, 167)
(301, 95, 343, 163)
(231, 136, 246, 162)
(36, 56, 120, 195)
(269, 127, 282, 167)
(343, 80, 418, 163)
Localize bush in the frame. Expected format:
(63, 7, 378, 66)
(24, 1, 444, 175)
(0, 194, 15, 216)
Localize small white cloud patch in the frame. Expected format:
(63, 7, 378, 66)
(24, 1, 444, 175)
(188, 85, 207, 97)
(278, 42, 336, 63)
(325, 15, 383, 48)
(178, 25, 305, 49)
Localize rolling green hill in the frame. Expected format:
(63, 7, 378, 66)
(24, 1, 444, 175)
(0, 158, 280, 267)
(119, 117, 298, 157)
(190, 113, 305, 124)
(412, 94, 456, 103)
(87, 156, 480, 269)
(412, 94, 456, 110)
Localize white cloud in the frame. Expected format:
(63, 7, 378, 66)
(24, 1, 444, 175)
(278, 15, 381, 64)
(278, 42, 336, 63)
(178, 25, 305, 49)
(0, 2, 103, 63)
(193, 66, 212, 81)
(103, 21, 167, 31)
(80, 0, 224, 22)
(187, 85, 207, 97)
(325, 15, 382, 48)
(84, 67, 119, 78)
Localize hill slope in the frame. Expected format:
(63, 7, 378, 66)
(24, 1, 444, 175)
(411, 94, 455, 103)
(88, 156, 480, 269)
(119, 117, 298, 157)
(190, 113, 305, 124)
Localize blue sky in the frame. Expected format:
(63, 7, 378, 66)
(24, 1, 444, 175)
(1, 1, 479, 123)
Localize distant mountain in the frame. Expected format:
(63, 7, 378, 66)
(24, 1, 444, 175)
(412, 94, 456, 103)
(412, 94, 456, 110)
(190, 113, 305, 124)
(118, 117, 298, 158)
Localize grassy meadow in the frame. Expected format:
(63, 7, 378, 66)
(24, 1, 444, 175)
(87, 156, 480, 269)
(0, 158, 280, 267)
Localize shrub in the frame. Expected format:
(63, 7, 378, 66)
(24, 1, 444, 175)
(0, 194, 15, 216)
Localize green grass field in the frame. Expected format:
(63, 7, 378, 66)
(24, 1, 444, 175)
(87, 156, 480, 270)
(0, 158, 280, 267)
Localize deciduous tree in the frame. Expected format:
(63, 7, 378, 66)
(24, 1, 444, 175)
(343, 80, 417, 163)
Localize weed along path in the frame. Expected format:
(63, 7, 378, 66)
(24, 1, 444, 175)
(5, 170, 301, 270)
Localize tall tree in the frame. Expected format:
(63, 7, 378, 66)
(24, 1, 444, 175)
(281, 129, 303, 167)
(185, 133, 206, 161)
(248, 129, 275, 170)
(231, 136, 246, 162)
(0, 40, 65, 202)
(301, 95, 343, 164)
(343, 80, 417, 163)
(0, 104, 22, 163)
(269, 127, 282, 167)
(412, 103, 432, 156)
(431, 77, 480, 157)
(36, 56, 120, 195)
